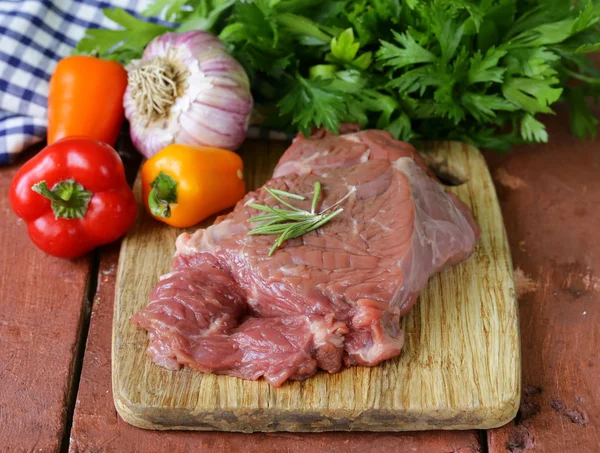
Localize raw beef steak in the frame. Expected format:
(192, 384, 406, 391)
(132, 130, 480, 386)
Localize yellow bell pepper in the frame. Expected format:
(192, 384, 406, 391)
(141, 144, 246, 228)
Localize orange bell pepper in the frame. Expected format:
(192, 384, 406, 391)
(142, 144, 246, 228)
(47, 56, 128, 146)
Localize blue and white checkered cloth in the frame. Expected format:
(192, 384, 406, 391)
(0, 0, 155, 165)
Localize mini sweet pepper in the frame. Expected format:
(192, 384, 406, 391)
(9, 138, 137, 258)
(141, 144, 246, 228)
(47, 56, 128, 146)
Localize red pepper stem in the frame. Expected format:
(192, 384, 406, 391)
(148, 172, 178, 219)
(32, 179, 92, 219)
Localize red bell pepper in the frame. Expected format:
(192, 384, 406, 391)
(9, 138, 137, 258)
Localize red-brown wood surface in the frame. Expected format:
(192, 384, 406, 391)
(68, 243, 483, 453)
(484, 111, 600, 453)
(0, 153, 92, 452)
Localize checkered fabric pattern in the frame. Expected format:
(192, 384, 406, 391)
(0, 0, 155, 164)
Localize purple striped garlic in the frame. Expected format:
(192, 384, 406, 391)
(124, 31, 253, 158)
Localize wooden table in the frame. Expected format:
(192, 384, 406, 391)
(1, 106, 598, 452)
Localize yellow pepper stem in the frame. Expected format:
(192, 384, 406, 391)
(148, 171, 178, 218)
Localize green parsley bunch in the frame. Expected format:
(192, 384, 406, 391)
(78, 0, 600, 150)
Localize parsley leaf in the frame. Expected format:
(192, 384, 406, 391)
(378, 30, 436, 70)
(467, 47, 507, 84)
(462, 93, 518, 122)
(520, 114, 549, 143)
(75, 8, 172, 61)
(278, 76, 348, 136)
(143, 0, 191, 22)
(327, 28, 373, 70)
(502, 77, 563, 114)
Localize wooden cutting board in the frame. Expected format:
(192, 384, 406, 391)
(112, 140, 520, 432)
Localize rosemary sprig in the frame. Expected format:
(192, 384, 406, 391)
(247, 181, 355, 256)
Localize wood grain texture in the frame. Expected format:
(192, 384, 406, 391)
(70, 243, 483, 452)
(0, 153, 92, 452)
(485, 109, 600, 453)
(112, 140, 520, 432)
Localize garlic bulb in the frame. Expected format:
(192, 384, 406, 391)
(124, 31, 253, 158)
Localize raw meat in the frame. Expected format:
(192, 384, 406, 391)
(132, 130, 480, 386)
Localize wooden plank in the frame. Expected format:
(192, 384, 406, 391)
(0, 152, 92, 452)
(69, 242, 483, 452)
(111, 140, 519, 432)
(485, 109, 600, 452)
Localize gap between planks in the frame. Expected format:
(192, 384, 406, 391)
(59, 250, 101, 453)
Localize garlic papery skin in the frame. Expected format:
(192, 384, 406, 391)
(124, 31, 253, 158)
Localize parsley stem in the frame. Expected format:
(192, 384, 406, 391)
(311, 181, 321, 214)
